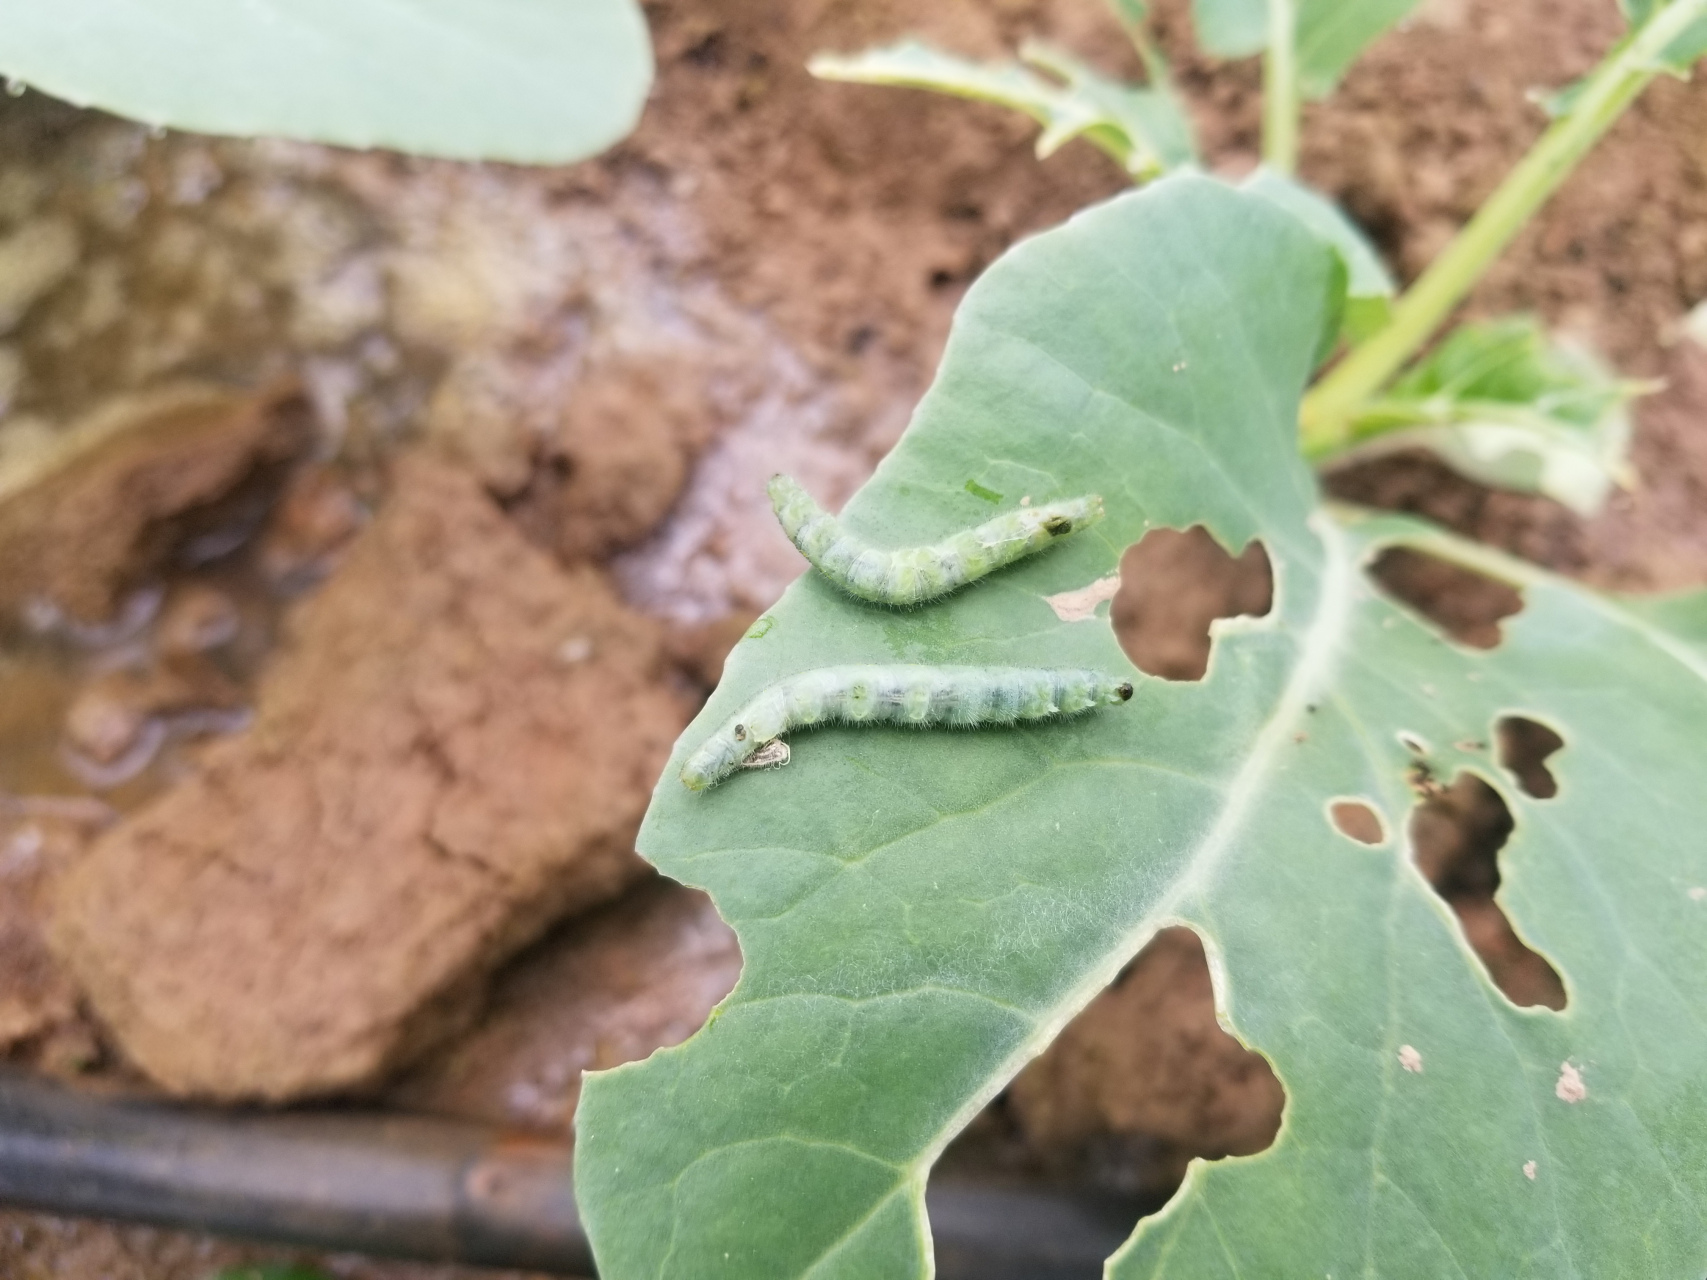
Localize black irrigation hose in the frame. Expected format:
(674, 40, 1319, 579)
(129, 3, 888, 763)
(0, 1068, 1143, 1278)
(0, 1068, 590, 1273)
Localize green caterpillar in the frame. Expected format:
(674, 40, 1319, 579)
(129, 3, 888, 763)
(681, 665, 1133, 791)
(769, 474, 1104, 606)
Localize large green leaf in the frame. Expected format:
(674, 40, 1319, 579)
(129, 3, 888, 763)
(0, 0, 652, 164)
(1192, 0, 1425, 94)
(576, 174, 1707, 1277)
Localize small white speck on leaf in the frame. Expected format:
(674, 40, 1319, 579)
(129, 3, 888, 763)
(1044, 574, 1121, 623)
(1020, 495, 1032, 506)
(1523, 1160, 1537, 1181)
(1172, 360, 1187, 372)
(557, 635, 595, 664)
(1421, 682, 1436, 696)
(1689, 886, 1706, 902)
(1398, 1044, 1423, 1073)
(1556, 1061, 1587, 1103)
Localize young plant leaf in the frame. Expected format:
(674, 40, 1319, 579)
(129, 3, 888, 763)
(1624, 0, 1707, 72)
(577, 174, 1707, 1278)
(1326, 316, 1645, 515)
(809, 40, 1196, 180)
(0, 0, 652, 164)
(1192, 0, 1426, 95)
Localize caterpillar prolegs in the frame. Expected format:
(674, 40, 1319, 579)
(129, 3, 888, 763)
(681, 665, 1134, 790)
(768, 474, 1104, 606)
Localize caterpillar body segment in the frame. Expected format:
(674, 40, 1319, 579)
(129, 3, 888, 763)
(768, 474, 1105, 606)
(680, 664, 1135, 791)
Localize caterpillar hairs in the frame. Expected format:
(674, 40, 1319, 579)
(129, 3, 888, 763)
(769, 474, 1104, 606)
(681, 664, 1134, 791)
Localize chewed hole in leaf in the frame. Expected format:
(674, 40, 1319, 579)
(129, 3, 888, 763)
(1330, 799, 1387, 846)
(946, 928, 1283, 1203)
(1112, 528, 1272, 681)
(1497, 715, 1564, 799)
(1368, 547, 1523, 649)
(1410, 773, 1567, 1010)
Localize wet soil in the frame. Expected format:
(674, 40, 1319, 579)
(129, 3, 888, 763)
(4, 0, 1707, 1273)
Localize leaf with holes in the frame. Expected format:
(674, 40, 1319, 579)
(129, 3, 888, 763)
(0, 0, 652, 163)
(809, 39, 1196, 180)
(576, 173, 1707, 1278)
(1192, 0, 1425, 95)
(1326, 316, 1647, 515)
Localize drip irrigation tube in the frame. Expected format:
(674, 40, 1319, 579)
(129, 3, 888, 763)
(0, 1068, 1145, 1278)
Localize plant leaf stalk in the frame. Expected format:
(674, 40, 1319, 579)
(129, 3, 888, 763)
(1300, 0, 1707, 455)
(1262, 0, 1300, 174)
(1109, 0, 1170, 86)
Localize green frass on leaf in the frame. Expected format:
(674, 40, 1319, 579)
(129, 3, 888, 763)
(576, 173, 1707, 1278)
(1322, 316, 1649, 515)
(0, 0, 652, 163)
(809, 39, 1196, 180)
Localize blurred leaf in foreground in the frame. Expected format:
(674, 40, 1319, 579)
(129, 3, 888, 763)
(0, 0, 652, 164)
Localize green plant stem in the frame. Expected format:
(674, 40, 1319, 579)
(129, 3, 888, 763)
(1300, 0, 1707, 454)
(1262, 0, 1299, 174)
(1111, 4, 1167, 84)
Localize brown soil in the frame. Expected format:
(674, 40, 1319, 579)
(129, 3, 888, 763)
(0, 383, 309, 623)
(49, 454, 690, 1101)
(389, 877, 741, 1134)
(2, 0, 1707, 1272)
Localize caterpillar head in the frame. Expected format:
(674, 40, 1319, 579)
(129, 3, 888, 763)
(1036, 494, 1105, 539)
(1100, 679, 1135, 705)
